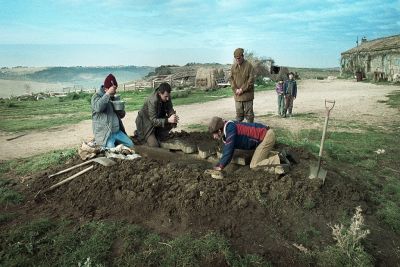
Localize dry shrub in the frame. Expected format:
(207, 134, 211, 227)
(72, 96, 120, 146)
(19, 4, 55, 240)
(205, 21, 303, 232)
(293, 206, 373, 267)
(318, 206, 373, 267)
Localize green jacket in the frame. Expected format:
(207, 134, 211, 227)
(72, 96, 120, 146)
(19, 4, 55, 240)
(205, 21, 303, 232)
(91, 87, 124, 146)
(135, 92, 175, 141)
(230, 60, 255, 102)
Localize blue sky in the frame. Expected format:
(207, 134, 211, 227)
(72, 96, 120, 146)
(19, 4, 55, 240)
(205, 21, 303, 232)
(0, 0, 399, 68)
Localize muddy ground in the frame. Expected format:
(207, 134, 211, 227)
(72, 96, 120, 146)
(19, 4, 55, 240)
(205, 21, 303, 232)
(2, 131, 399, 266)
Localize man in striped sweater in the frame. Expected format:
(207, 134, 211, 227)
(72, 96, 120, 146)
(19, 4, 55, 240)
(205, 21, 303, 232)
(208, 116, 277, 171)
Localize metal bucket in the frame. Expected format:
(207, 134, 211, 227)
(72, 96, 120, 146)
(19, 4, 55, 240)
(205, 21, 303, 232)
(111, 100, 125, 111)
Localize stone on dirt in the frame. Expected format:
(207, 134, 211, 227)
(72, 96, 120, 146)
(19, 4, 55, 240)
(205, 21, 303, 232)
(160, 138, 197, 154)
(197, 143, 216, 159)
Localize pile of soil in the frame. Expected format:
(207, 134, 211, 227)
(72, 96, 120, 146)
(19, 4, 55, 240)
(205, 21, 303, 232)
(6, 132, 399, 266)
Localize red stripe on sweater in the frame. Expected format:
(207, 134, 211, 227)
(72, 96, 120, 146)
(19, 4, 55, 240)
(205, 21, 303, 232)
(236, 124, 267, 141)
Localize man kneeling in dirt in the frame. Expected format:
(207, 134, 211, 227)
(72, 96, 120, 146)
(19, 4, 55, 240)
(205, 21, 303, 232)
(91, 74, 133, 148)
(209, 116, 279, 171)
(135, 82, 179, 147)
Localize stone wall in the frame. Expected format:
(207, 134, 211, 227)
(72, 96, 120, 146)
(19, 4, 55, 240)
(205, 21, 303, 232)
(340, 49, 400, 81)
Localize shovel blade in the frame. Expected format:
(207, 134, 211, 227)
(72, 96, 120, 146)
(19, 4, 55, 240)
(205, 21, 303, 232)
(93, 157, 116, 166)
(309, 164, 327, 182)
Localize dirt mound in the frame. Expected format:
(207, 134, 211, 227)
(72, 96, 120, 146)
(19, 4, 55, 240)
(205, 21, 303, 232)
(14, 132, 395, 265)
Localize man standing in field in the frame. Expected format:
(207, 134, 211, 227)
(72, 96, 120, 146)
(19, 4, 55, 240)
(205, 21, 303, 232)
(91, 74, 133, 148)
(230, 48, 255, 123)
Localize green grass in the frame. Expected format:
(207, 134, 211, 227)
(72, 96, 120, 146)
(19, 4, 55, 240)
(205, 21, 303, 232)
(0, 148, 76, 206)
(0, 148, 77, 176)
(276, 115, 400, 233)
(296, 227, 321, 247)
(0, 178, 24, 205)
(280, 125, 400, 229)
(377, 200, 400, 233)
(274, 89, 400, 232)
(0, 92, 92, 132)
(383, 90, 400, 110)
(0, 218, 272, 267)
(0, 213, 16, 224)
(186, 123, 208, 132)
(303, 197, 316, 210)
(0, 84, 274, 133)
(317, 244, 373, 267)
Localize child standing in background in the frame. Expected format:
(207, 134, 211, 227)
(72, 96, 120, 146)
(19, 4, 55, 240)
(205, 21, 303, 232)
(275, 80, 285, 116)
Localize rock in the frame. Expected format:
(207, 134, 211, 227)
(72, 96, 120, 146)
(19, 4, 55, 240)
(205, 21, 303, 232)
(197, 143, 216, 159)
(238, 199, 249, 208)
(160, 138, 197, 154)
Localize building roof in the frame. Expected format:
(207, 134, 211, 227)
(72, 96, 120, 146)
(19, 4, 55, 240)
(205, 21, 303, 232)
(341, 35, 400, 55)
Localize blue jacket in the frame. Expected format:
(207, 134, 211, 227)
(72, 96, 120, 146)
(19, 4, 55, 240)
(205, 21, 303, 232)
(283, 79, 297, 98)
(217, 121, 269, 169)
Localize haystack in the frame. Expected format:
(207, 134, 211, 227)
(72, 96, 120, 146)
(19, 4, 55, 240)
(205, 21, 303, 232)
(195, 68, 224, 89)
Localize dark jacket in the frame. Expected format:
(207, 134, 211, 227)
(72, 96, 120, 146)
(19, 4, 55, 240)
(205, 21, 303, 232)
(91, 86, 126, 146)
(217, 120, 269, 169)
(135, 91, 175, 142)
(283, 80, 297, 98)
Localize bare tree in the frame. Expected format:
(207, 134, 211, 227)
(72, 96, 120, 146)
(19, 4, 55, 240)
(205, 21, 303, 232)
(244, 50, 272, 80)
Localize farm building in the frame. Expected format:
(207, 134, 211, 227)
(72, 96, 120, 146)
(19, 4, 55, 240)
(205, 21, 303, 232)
(148, 70, 197, 89)
(340, 35, 400, 81)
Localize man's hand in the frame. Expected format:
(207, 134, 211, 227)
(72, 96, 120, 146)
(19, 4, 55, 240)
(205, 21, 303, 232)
(235, 88, 243, 96)
(168, 114, 178, 124)
(106, 85, 117, 96)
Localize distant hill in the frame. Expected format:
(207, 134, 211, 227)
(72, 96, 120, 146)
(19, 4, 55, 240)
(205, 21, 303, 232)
(0, 66, 154, 88)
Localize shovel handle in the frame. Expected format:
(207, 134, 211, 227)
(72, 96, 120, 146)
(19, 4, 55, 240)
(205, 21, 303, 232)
(48, 160, 92, 178)
(42, 165, 94, 195)
(319, 100, 335, 158)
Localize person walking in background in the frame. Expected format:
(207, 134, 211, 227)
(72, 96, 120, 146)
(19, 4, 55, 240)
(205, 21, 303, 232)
(275, 79, 285, 116)
(283, 72, 297, 117)
(135, 82, 179, 147)
(230, 48, 255, 123)
(91, 74, 133, 148)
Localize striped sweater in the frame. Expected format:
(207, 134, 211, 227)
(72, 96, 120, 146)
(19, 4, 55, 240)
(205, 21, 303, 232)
(217, 120, 268, 169)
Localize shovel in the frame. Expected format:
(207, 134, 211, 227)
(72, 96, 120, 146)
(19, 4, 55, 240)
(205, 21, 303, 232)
(35, 157, 116, 201)
(35, 165, 94, 201)
(48, 157, 115, 178)
(309, 99, 335, 183)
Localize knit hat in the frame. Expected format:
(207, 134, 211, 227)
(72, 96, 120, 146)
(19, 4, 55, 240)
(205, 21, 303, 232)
(234, 48, 244, 58)
(104, 74, 118, 89)
(208, 116, 225, 133)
